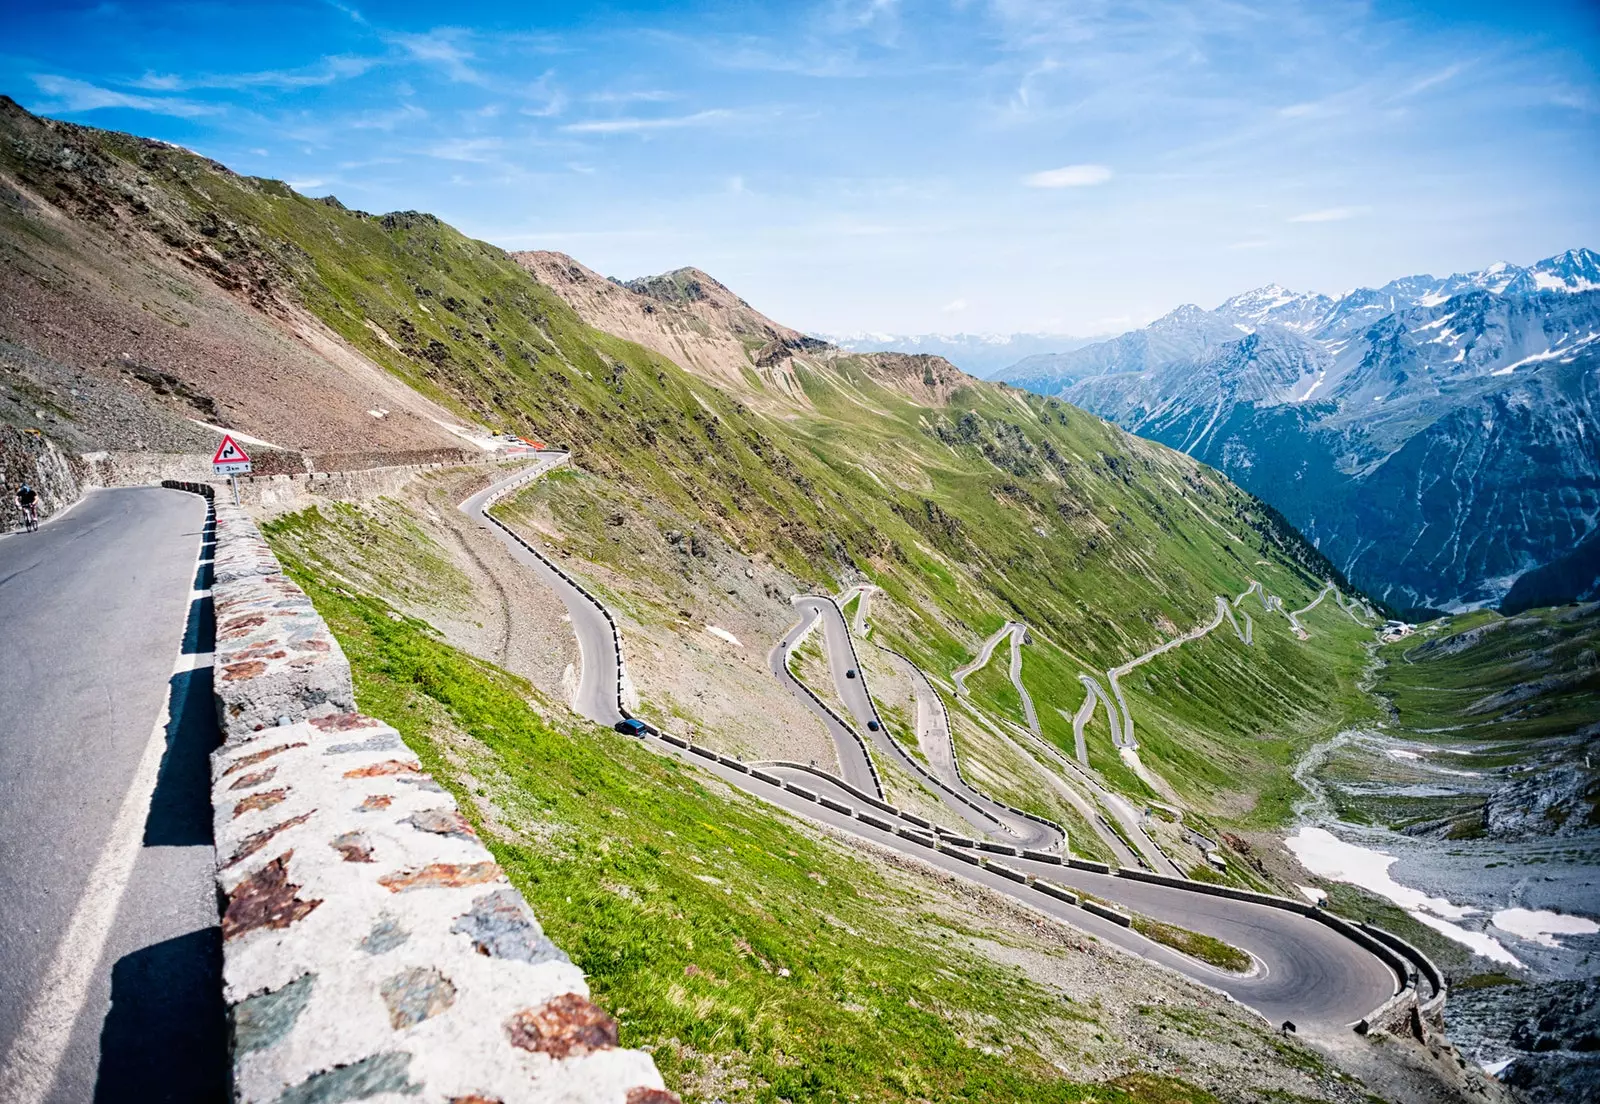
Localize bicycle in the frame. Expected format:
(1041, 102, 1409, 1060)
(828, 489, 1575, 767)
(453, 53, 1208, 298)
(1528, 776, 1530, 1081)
(19, 501, 38, 533)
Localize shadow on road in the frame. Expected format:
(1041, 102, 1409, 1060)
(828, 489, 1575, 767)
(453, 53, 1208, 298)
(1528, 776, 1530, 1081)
(93, 927, 227, 1104)
(99, 501, 227, 1100)
(143, 666, 218, 849)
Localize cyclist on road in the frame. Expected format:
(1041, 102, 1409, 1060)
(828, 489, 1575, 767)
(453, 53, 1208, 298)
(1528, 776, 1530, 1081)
(15, 482, 38, 531)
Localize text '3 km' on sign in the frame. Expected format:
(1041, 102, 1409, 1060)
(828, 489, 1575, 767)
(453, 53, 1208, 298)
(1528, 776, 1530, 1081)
(212, 434, 252, 475)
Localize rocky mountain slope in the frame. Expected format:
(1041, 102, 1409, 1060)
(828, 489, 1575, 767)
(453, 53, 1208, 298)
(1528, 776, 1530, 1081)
(998, 252, 1600, 613)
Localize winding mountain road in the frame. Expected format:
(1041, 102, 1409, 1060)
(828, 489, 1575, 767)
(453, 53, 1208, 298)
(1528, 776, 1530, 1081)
(951, 622, 1015, 696)
(769, 601, 881, 796)
(1108, 595, 1229, 750)
(875, 643, 1061, 850)
(459, 453, 625, 727)
(469, 462, 1405, 1036)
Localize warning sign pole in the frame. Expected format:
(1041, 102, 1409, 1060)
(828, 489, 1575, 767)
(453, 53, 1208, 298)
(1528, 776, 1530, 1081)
(210, 434, 253, 507)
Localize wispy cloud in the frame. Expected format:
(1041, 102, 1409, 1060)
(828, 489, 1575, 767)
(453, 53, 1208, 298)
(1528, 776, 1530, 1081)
(941, 297, 968, 313)
(387, 28, 483, 84)
(1288, 206, 1369, 223)
(518, 70, 566, 118)
(31, 74, 220, 117)
(1023, 164, 1113, 188)
(129, 55, 375, 92)
(562, 109, 734, 134)
(1400, 63, 1467, 98)
(424, 136, 506, 162)
(346, 103, 427, 130)
(321, 0, 367, 24)
(588, 89, 677, 104)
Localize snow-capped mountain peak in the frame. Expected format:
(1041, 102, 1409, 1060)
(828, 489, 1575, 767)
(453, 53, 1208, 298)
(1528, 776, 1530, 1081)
(1517, 247, 1600, 294)
(1214, 284, 1336, 334)
(991, 246, 1600, 611)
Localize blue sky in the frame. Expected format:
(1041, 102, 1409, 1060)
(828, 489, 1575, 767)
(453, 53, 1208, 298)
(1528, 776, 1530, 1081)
(4, 1, 1596, 335)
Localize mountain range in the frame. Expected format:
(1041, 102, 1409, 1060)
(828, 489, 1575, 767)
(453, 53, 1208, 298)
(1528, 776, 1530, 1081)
(997, 250, 1600, 613)
(823, 330, 1100, 377)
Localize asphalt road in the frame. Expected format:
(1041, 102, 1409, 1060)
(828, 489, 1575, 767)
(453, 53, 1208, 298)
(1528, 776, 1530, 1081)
(465, 460, 1400, 1033)
(769, 603, 881, 795)
(664, 741, 1396, 1033)
(0, 487, 224, 1103)
(459, 455, 624, 727)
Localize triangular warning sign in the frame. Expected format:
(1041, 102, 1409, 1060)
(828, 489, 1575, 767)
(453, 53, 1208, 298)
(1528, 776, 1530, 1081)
(212, 434, 252, 464)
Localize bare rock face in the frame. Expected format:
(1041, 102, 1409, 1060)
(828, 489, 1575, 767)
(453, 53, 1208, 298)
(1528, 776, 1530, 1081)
(1448, 979, 1600, 1104)
(1484, 761, 1600, 839)
(0, 422, 87, 525)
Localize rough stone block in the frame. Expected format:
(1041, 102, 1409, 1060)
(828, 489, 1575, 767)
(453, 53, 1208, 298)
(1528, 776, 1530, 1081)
(211, 716, 672, 1103)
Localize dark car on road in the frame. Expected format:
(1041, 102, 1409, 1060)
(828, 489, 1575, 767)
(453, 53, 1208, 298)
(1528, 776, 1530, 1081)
(614, 718, 650, 736)
(845, 669, 857, 679)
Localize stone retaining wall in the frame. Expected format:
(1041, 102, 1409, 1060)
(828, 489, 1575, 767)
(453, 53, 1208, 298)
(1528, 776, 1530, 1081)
(180, 485, 674, 1103)
(137, 451, 509, 518)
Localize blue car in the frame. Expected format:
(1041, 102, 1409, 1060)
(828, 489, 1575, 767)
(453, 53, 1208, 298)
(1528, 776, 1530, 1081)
(614, 718, 650, 737)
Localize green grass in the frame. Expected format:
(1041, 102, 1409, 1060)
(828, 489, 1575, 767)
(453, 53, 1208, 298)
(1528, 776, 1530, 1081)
(1454, 972, 1523, 991)
(1377, 605, 1600, 745)
(964, 656, 1025, 731)
(1129, 916, 1251, 973)
(1109, 597, 1379, 825)
(264, 520, 1225, 1104)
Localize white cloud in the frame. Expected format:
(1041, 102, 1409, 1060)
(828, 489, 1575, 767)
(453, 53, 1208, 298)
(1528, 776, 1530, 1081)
(562, 109, 733, 134)
(1022, 164, 1112, 188)
(387, 29, 483, 84)
(588, 90, 677, 104)
(1288, 206, 1369, 223)
(1400, 63, 1466, 98)
(129, 55, 375, 92)
(941, 298, 968, 313)
(424, 137, 505, 162)
(345, 103, 428, 130)
(31, 74, 220, 117)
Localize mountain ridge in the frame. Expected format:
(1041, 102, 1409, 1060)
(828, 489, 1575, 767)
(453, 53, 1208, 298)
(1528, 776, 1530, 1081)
(996, 250, 1600, 611)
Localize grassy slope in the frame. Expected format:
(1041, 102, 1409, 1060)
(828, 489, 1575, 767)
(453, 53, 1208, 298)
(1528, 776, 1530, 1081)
(1376, 604, 1600, 746)
(15, 112, 1382, 824)
(263, 506, 1245, 1104)
(1113, 599, 1378, 824)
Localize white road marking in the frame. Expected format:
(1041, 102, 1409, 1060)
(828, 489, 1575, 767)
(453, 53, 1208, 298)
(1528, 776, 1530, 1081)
(0, 508, 215, 1104)
(0, 688, 176, 1104)
(174, 651, 215, 672)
